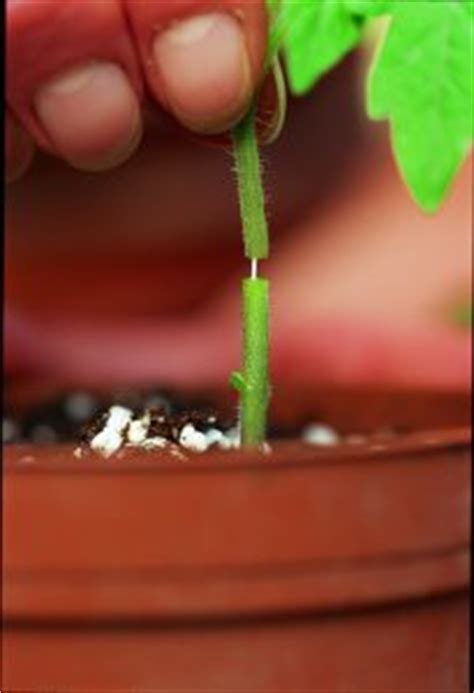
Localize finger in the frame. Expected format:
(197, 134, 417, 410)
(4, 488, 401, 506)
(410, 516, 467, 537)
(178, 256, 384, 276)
(6, 0, 143, 171)
(5, 110, 35, 183)
(123, 0, 268, 134)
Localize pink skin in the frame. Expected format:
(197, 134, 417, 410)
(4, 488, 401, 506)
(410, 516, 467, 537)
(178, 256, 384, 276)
(6, 314, 469, 390)
(6, 0, 267, 174)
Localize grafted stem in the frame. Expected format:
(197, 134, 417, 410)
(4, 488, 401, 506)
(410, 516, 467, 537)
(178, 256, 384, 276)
(231, 109, 270, 446)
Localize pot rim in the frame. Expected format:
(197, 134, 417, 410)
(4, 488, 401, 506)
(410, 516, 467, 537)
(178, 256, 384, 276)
(4, 423, 471, 475)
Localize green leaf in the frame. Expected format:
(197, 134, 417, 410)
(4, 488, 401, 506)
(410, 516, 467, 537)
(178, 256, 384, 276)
(278, 1, 363, 94)
(368, 1, 473, 212)
(344, 0, 393, 17)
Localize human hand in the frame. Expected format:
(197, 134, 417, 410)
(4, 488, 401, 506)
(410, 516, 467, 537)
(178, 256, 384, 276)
(6, 0, 269, 181)
(6, 139, 471, 390)
(5, 56, 470, 392)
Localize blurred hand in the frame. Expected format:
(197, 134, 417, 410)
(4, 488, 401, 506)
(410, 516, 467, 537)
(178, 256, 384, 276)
(5, 44, 470, 392)
(6, 0, 268, 181)
(6, 143, 471, 390)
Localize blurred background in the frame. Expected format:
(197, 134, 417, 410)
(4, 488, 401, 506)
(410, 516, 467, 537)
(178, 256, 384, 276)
(5, 43, 472, 393)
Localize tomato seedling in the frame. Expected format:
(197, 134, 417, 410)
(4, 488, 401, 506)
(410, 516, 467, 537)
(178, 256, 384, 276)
(231, 0, 472, 446)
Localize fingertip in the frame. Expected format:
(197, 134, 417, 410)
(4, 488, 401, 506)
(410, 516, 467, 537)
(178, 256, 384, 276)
(34, 61, 143, 172)
(6, 0, 144, 168)
(125, 0, 268, 135)
(153, 12, 252, 134)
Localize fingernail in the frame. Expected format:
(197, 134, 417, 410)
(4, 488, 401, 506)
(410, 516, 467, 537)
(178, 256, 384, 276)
(153, 13, 252, 133)
(35, 62, 142, 171)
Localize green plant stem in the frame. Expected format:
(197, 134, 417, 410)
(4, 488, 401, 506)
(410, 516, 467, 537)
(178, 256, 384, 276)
(239, 277, 270, 446)
(232, 109, 269, 260)
(231, 109, 270, 446)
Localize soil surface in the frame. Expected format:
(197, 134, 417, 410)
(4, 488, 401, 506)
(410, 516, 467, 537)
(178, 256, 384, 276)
(4, 389, 236, 450)
(4, 387, 403, 458)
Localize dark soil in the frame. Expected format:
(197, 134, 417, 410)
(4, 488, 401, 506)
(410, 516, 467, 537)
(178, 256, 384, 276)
(3, 389, 235, 446)
(4, 387, 401, 455)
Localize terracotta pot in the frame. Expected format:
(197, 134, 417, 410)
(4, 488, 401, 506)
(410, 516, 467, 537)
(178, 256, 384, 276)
(3, 386, 471, 691)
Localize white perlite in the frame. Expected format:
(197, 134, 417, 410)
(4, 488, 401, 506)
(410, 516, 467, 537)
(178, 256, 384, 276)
(179, 423, 209, 453)
(220, 425, 241, 450)
(302, 423, 340, 447)
(202, 427, 227, 449)
(90, 405, 133, 458)
(205, 426, 240, 451)
(79, 404, 241, 458)
(179, 423, 241, 453)
(127, 413, 150, 445)
(142, 436, 168, 450)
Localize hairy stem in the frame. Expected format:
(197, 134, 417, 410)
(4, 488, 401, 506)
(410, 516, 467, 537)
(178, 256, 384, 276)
(232, 108, 269, 260)
(231, 109, 270, 446)
(239, 277, 270, 446)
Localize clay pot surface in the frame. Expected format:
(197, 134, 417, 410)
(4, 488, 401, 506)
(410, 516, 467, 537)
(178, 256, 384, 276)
(3, 386, 471, 691)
